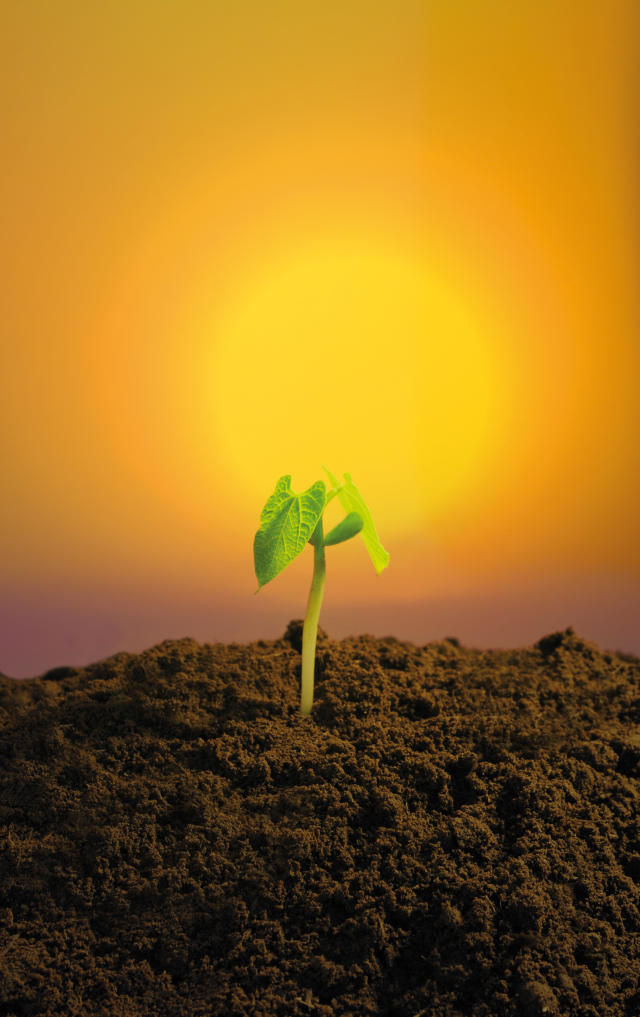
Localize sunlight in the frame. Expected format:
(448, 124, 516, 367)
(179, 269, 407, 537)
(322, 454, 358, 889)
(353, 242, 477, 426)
(205, 228, 506, 536)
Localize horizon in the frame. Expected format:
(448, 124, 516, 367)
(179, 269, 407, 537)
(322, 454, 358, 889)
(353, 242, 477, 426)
(3, 576, 638, 679)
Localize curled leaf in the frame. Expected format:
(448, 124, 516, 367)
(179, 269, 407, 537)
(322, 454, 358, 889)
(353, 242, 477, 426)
(324, 511, 363, 546)
(323, 467, 389, 573)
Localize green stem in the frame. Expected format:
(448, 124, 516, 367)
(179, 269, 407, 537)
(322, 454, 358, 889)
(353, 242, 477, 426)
(300, 517, 326, 716)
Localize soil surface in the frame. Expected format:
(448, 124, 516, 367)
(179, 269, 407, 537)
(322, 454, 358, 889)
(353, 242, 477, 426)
(1, 623, 640, 1017)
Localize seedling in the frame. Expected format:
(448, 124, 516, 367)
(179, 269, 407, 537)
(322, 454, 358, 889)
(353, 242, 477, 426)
(254, 466, 389, 715)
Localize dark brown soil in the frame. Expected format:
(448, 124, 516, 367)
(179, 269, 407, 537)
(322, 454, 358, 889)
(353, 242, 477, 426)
(1, 622, 639, 1017)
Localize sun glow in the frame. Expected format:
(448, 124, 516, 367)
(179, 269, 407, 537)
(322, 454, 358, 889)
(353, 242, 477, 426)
(203, 229, 507, 535)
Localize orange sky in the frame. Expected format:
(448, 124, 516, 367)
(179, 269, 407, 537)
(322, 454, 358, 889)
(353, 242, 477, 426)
(1, 2, 638, 676)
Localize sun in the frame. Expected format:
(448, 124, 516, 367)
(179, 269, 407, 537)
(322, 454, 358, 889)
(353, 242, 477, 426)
(202, 226, 505, 537)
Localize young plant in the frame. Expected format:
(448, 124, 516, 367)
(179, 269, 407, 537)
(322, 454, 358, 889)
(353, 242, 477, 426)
(253, 467, 389, 715)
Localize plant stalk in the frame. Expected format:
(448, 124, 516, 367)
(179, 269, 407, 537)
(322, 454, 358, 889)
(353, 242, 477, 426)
(300, 518, 326, 715)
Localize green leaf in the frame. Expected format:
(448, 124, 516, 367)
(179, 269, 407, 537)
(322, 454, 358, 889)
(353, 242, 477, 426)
(323, 511, 363, 546)
(253, 475, 326, 590)
(323, 467, 389, 573)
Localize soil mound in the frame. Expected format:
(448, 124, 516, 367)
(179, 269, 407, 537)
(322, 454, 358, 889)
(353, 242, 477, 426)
(1, 625, 639, 1016)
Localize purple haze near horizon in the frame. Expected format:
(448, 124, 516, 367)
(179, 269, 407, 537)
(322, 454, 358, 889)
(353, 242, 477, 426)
(2, 580, 638, 678)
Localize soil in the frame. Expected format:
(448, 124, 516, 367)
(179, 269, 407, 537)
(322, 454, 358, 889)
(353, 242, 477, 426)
(1, 622, 639, 1017)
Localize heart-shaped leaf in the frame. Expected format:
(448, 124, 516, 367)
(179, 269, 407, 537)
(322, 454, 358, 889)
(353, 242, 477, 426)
(253, 475, 326, 590)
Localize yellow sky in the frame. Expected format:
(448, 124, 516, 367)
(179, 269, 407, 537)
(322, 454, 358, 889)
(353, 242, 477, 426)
(1, 2, 638, 665)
